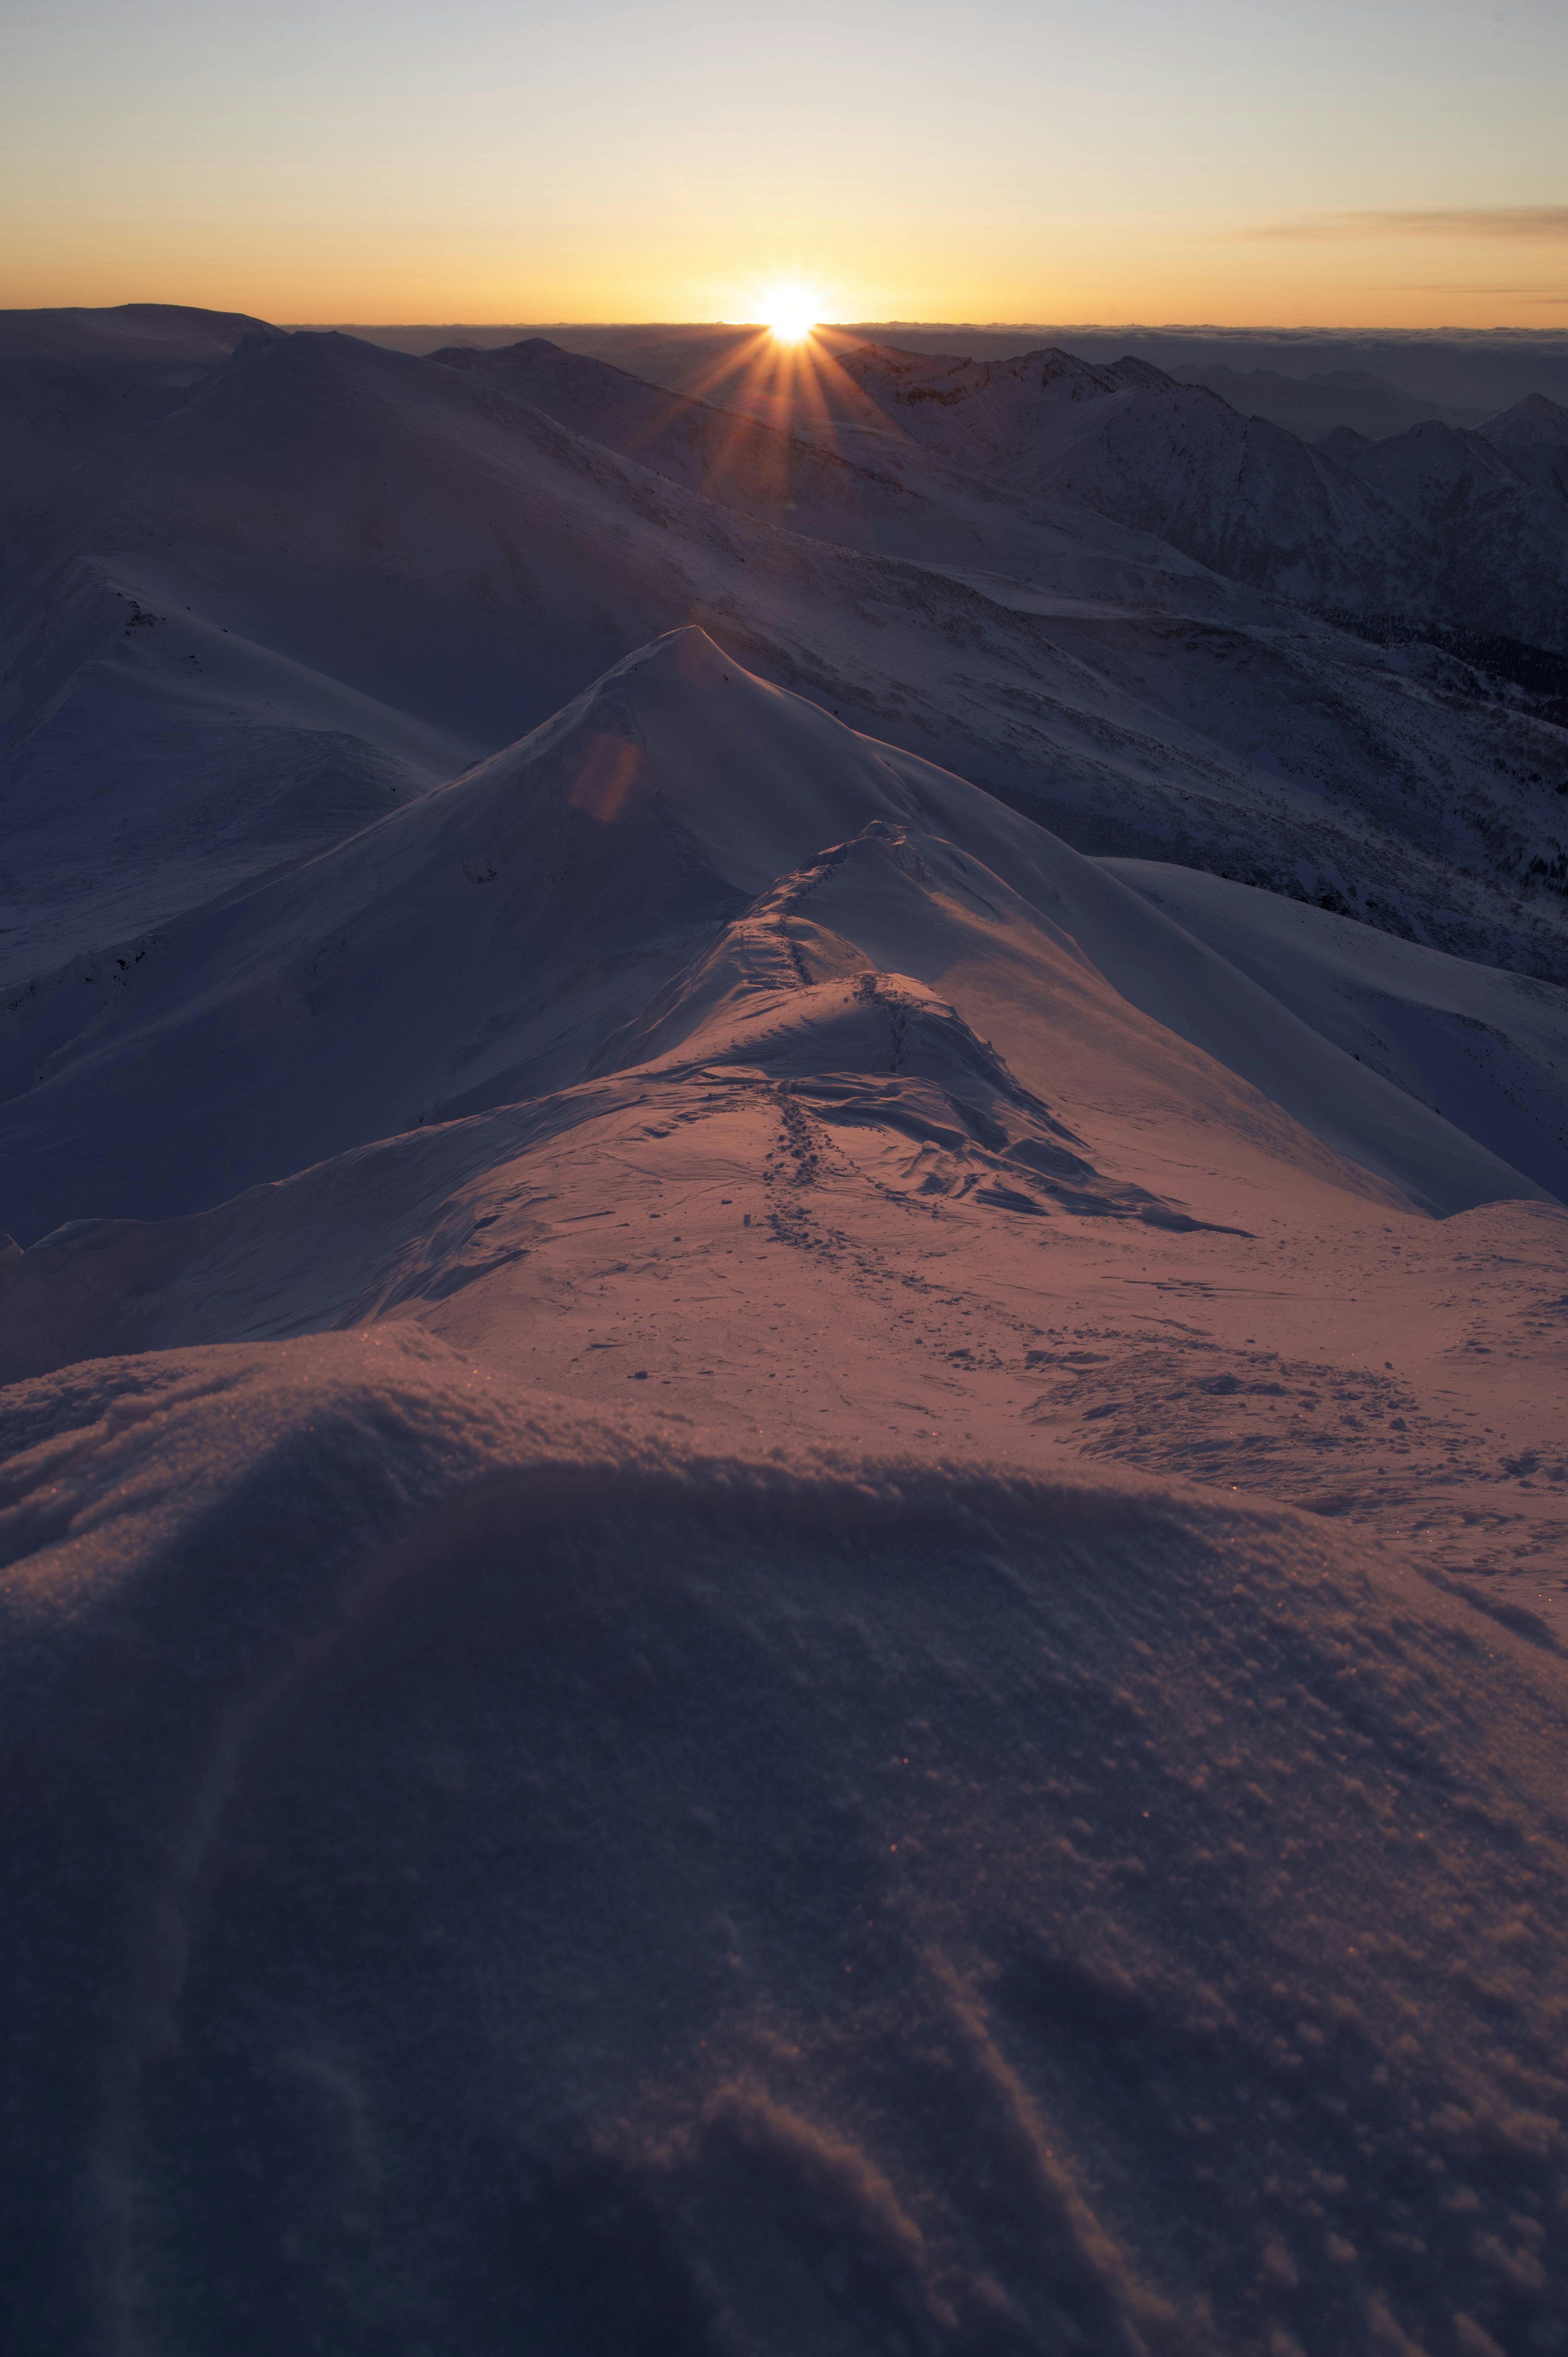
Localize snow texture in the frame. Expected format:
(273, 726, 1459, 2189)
(4, 1331, 1568, 2356)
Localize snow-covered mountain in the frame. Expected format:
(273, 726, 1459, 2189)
(1479, 390, 1568, 453)
(3, 319, 1567, 1003)
(823, 342, 1568, 649)
(1325, 415, 1568, 649)
(1175, 361, 1471, 439)
(4, 626, 1568, 2357)
(4, 308, 1568, 2357)
(0, 301, 273, 502)
(5, 627, 1545, 1258)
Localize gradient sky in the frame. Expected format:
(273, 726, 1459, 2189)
(2, 0, 1565, 326)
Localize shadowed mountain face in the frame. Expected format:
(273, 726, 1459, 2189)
(490, 326, 1566, 652)
(428, 336, 908, 537)
(1175, 364, 1482, 440)
(818, 343, 1568, 649)
(1322, 415, 1568, 648)
(1480, 391, 1568, 453)
(2, 313, 1566, 1006)
(423, 333, 1211, 586)
(0, 304, 279, 503)
(0, 302, 271, 366)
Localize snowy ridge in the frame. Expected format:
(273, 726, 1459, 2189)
(0, 630, 1546, 1272)
(825, 341, 1568, 648)
(2, 307, 1568, 2357)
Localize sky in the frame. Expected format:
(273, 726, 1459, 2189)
(1, 0, 1565, 327)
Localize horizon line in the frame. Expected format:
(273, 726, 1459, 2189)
(274, 317, 1568, 337)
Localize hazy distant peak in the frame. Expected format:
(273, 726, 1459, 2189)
(1105, 354, 1174, 392)
(0, 301, 274, 363)
(1477, 389, 1568, 449)
(1366, 415, 1520, 474)
(430, 334, 575, 366)
(427, 333, 708, 410)
(1312, 368, 1412, 397)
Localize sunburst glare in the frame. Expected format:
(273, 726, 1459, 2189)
(760, 284, 819, 344)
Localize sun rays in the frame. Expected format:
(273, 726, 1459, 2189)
(759, 283, 820, 343)
(568, 282, 889, 537)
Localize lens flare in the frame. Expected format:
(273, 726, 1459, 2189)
(760, 284, 819, 343)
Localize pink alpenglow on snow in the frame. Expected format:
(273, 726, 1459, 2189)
(1, 305, 1567, 2356)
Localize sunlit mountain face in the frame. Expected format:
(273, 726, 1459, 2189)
(2, 303, 1568, 2357)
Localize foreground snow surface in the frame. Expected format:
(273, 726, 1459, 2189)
(4, 1326, 1568, 2357)
(0, 630, 1566, 2351)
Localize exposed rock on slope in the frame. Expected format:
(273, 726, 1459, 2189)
(1330, 418, 1568, 652)
(830, 342, 1568, 649)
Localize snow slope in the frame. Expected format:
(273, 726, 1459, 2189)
(1479, 392, 1568, 455)
(1104, 861, 1568, 1203)
(0, 303, 275, 505)
(426, 336, 1251, 598)
(4, 1329, 1568, 2356)
(0, 630, 1546, 1252)
(0, 303, 270, 365)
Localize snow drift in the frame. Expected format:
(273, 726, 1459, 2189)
(3, 1327, 1567, 2357)
(0, 632, 1548, 1315)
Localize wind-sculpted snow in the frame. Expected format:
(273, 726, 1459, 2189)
(0, 631, 1545, 1260)
(3, 1330, 1568, 2355)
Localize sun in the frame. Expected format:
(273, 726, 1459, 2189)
(760, 284, 819, 345)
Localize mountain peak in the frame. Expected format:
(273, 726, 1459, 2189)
(0, 301, 275, 363)
(1477, 390, 1568, 450)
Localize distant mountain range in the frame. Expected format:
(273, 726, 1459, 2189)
(327, 318, 1568, 426)
(1172, 364, 1483, 439)
(2, 305, 1566, 1004)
